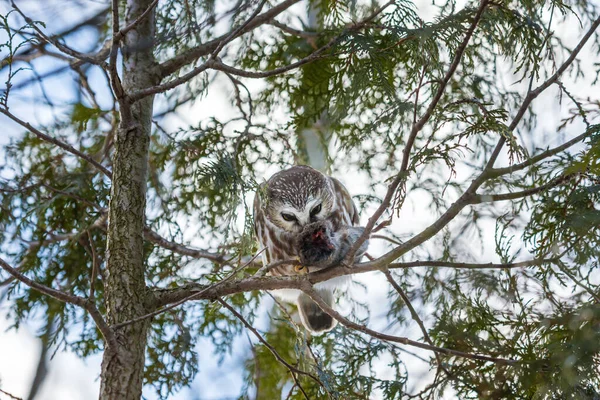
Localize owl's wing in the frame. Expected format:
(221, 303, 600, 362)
(330, 177, 360, 227)
(253, 183, 270, 265)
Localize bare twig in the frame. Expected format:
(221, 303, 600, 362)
(269, 20, 317, 39)
(159, 0, 302, 78)
(0, 108, 112, 179)
(371, 234, 403, 246)
(301, 283, 517, 365)
(0, 388, 23, 400)
(471, 173, 577, 203)
(1, 46, 72, 68)
(25, 213, 107, 247)
(143, 227, 228, 263)
(1, 6, 109, 70)
(383, 268, 454, 380)
(0, 257, 118, 352)
(218, 298, 321, 395)
(10, 1, 102, 65)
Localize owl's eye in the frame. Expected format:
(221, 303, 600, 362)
(281, 213, 297, 222)
(310, 203, 322, 217)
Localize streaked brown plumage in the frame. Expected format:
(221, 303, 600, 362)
(253, 165, 362, 333)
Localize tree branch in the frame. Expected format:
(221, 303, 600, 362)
(143, 227, 227, 263)
(113, 249, 265, 329)
(158, 0, 302, 78)
(0, 108, 112, 179)
(471, 173, 576, 203)
(489, 129, 593, 178)
(113, 0, 158, 42)
(130, 30, 337, 100)
(300, 283, 516, 365)
(128, 63, 211, 102)
(383, 269, 438, 349)
(108, 0, 127, 105)
(347, 0, 491, 259)
(153, 257, 555, 307)
(370, 13, 600, 268)
(0, 257, 87, 306)
(386, 258, 555, 270)
(131, 0, 394, 102)
(10, 1, 104, 65)
(0, 257, 118, 352)
(484, 13, 600, 172)
(19, 210, 231, 265)
(87, 302, 120, 352)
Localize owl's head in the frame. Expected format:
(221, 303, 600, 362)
(263, 166, 335, 233)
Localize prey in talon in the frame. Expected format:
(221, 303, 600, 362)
(296, 220, 369, 270)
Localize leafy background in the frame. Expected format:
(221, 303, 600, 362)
(1, 0, 599, 399)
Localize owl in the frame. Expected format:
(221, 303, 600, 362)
(253, 165, 367, 333)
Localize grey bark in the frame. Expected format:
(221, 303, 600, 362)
(99, 0, 159, 398)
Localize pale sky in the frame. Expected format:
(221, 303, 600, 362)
(1, 0, 599, 399)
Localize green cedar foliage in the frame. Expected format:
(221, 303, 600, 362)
(1, 0, 600, 399)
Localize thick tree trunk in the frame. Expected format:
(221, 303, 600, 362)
(99, 0, 158, 398)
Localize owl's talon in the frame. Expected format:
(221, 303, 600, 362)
(294, 264, 307, 274)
